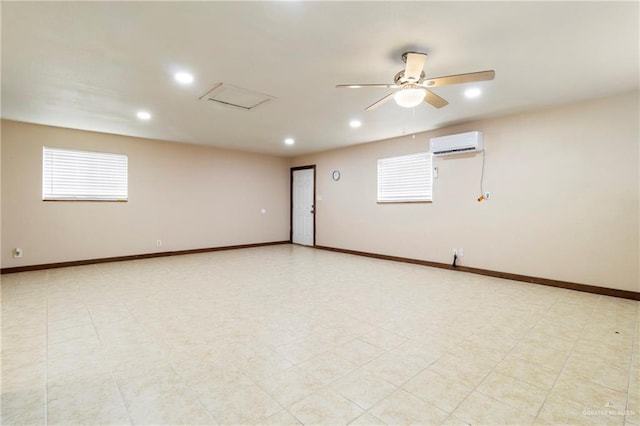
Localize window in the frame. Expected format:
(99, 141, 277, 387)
(42, 147, 128, 201)
(377, 152, 433, 203)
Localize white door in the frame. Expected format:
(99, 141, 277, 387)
(292, 167, 315, 246)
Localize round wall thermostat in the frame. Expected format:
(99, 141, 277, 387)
(332, 170, 341, 181)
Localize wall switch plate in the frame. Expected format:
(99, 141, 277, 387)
(485, 192, 491, 199)
(13, 248, 23, 258)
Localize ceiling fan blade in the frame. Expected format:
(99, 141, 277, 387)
(424, 89, 449, 109)
(424, 70, 495, 87)
(336, 83, 398, 89)
(365, 92, 396, 111)
(404, 52, 427, 82)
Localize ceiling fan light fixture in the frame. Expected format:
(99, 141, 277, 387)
(394, 87, 426, 108)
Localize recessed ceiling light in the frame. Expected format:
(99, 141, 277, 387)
(349, 120, 362, 128)
(284, 138, 295, 145)
(464, 88, 482, 98)
(174, 71, 194, 85)
(136, 111, 152, 120)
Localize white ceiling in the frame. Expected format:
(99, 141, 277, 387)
(2, 2, 638, 157)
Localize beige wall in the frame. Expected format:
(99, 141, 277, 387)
(292, 91, 639, 292)
(1, 120, 290, 268)
(3, 92, 638, 292)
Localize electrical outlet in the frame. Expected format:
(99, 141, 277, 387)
(156, 239, 162, 247)
(485, 192, 491, 200)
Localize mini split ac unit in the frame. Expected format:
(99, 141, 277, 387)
(429, 131, 483, 156)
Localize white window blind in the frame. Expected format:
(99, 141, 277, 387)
(377, 152, 433, 203)
(42, 147, 128, 201)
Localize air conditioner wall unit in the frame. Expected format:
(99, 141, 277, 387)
(429, 131, 483, 156)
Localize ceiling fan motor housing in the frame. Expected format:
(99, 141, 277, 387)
(394, 70, 426, 85)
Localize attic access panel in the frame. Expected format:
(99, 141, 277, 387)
(199, 83, 274, 110)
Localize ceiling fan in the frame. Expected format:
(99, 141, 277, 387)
(336, 51, 495, 110)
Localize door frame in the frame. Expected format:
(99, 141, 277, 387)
(290, 165, 316, 246)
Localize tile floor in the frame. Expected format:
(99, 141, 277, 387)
(1, 244, 638, 425)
